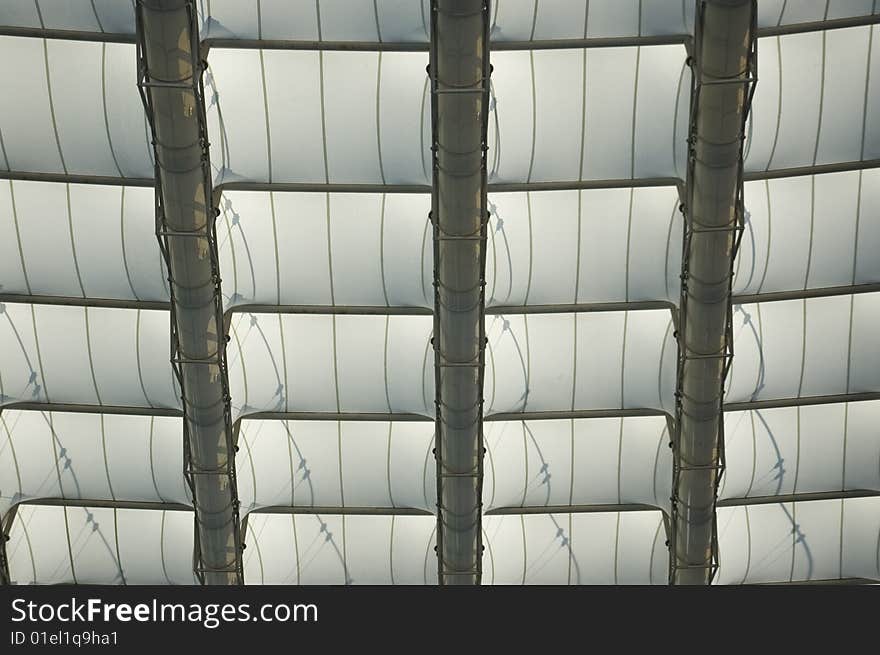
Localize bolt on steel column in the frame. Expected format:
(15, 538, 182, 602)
(136, 0, 243, 584)
(429, 0, 491, 585)
(672, 0, 757, 585)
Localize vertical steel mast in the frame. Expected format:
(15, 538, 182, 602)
(135, 0, 243, 585)
(671, 0, 757, 584)
(429, 0, 491, 585)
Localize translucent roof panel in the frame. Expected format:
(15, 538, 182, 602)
(0, 1, 136, 32)
(489, 45, 688, 182)
(6, 505, 197, 585)
(716, 497, 880, 584)
(217, 191, 432, 310)
(227, 312, 433, 418)
(487, 187, 682, 307)
(727, 293, 880, 403)
(758, 0, 880, 27)
(206, 49, 428, 185)
(237, 419, 435, 513)
(722, 400, 880, 501)
(746, 26, 880, 172)
(483, 510, 667, 584)
(206, 43, 687, 185)
(0, 410, 188, 518)
(736, 169, 880, 295)
(196, 1, 880, 44)
(243, 513, 437, 585)
(485, 310, 676, 415)
(199, 0, 694, 43)
(216, 185, 683, 312)
(484, 416, 671, 512)
(0, 303, 178, 409)
(0, 181, 167, 302)
(0, 38, 152, 178)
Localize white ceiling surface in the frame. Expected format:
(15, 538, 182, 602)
(722, 401, 880, 501)
(243, 509, 668, 585)
(484, 310, 676, 415)
(747, 26, 880, 173)
(3, 1, 878, 39)
(0, 180, 167, 302)
(206, 44, 688, 185)
(217, 187, 682, 311)
(236, 419, 436, 513)
(0, 37, 152, 178)
(0, 410, 188, 519)
(0, 303, 179, 409)
(226, 312, 434, 418)
(225, 309, 675, 419)
(716, 497, 880, 584)
(483, 510, 668, 584)
(0, 1, 135, 33)
(243, 513, 437, 585)
(199, 0, 694, 42)
(5, 504, 198, 585)
(483, 416, 672, 513)
(727, 293, 880, 403)
(0, 7, 878, 585)
(735, 169, 880, 296)
(3, 169, 876, 308)
(235, 416, 672, 515)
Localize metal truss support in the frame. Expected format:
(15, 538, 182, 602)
(135, 0, 243, 585)
(670, 0, 758, 585)
(429, 0, 491, 586)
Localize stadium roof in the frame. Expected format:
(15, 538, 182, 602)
(1, 0, 878, 585)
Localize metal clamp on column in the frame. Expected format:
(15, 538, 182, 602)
(670, 0, 757, 585)
(429, 0, 492, 586)
(135, 0, 244, 585)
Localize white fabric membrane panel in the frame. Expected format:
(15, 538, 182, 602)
(243, 513, 437, 584)
(0, 1, 136, 32)
(487, 187, 682, 307)
(0, 37, 152, 178)
(746, 26, 880, 173)
(200, 0, 694, 42)
(237, 419, 435, 513)
(227, 312, 433, 418)
(489, 44, 688, 183)
(758, 0, 880, 27)
(0, 303, 178, 409)
(0, 181, 167, 302)
(484, 310, 676, 415)
(484, 416, 672, 512)
(217, 191, 433, 310)
(727, 293, 880, 403)
(0, 410, 188, 519)
(483, 510, 667, 584)
(28, 0, 878, 43)
(207, 43, 687, 185)
(736, 169, 880, 295)
(206, 48, 428, 185)
(6, 505, 197, 585)
(217, 185, 683, 312)
(716, 497, 880, 584)
(722, 400, 880, 500)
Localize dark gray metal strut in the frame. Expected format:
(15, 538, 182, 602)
(429, 0, 491, 585)
(135, 0, 243, 585)
(670, 0, 758, 585)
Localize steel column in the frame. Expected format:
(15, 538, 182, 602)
(429, 0, 491, 585)
(135, 0, 242, 585)
(671, 0, 757, 585)
(0, 505, 14, 585)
